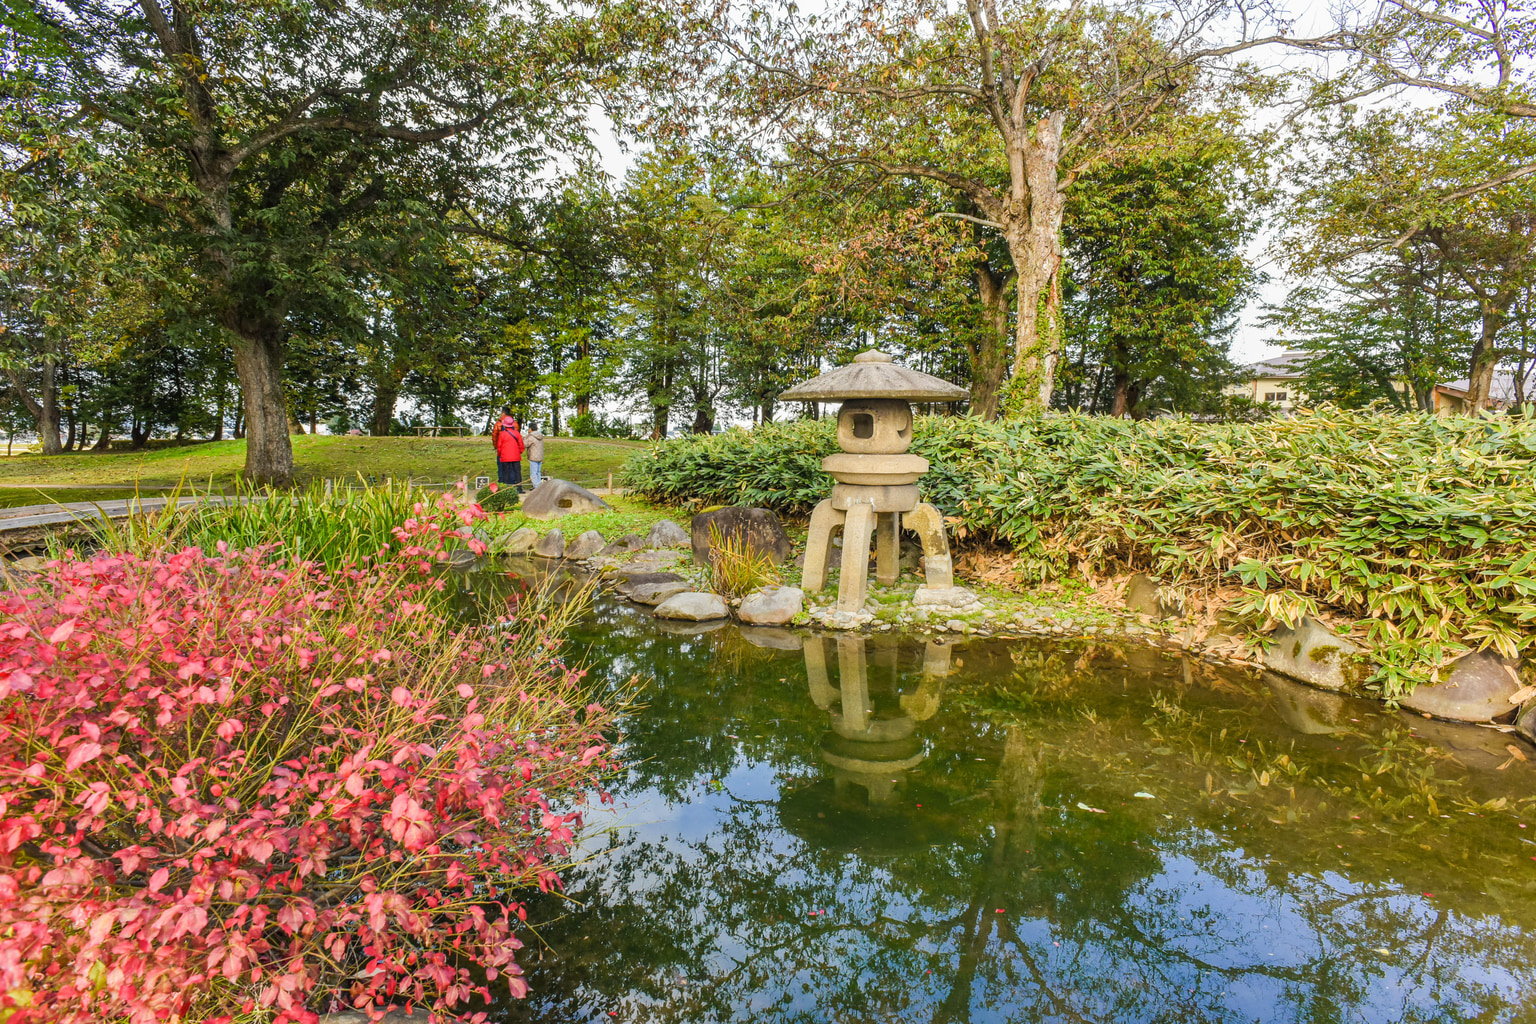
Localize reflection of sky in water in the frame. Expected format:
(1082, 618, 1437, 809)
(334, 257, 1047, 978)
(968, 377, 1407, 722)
(500, 607, 1536, 1023)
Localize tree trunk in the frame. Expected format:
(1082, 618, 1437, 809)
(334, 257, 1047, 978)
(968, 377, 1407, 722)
(288, 405, 306, 434)
(231, 323, 295, 486)
(93, 426, 111, 451)
(972, 262, 1013, 420)
(1466, 307, 1505, 409)
(6, 363, 62, 455)
(691, 406, 714, 434)
(371, 383, 399, 437)
(213, 391, 225, 441)
(1001, 112, 1068, 415)
(651, 404, 669, 440)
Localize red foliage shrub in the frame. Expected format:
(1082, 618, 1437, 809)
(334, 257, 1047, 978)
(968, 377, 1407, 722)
(0, 495, 614, 1023)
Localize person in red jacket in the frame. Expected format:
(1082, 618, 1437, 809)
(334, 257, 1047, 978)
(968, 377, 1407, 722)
(491, 407, 525, 488)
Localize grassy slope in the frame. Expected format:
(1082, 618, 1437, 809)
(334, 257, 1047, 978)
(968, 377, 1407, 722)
(0, 436, 646, 492)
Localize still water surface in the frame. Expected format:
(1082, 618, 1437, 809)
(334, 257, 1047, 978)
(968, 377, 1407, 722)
(500, 598, 1536, 1023)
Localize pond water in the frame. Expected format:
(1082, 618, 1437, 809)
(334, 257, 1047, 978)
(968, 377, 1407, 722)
(494, 592, 1536, 1023)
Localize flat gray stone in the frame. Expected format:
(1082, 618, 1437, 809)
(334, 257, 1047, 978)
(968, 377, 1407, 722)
(565, 529, 607, 560)
(1401, 650, 1523, 723)
(654, 591, 730, 621)
(645, 519, 691, 549)
(445, 549, 480, 571)
(631, 580, 691, 606)
(491, 527, 539, 554)
(738, 625, 804, 651)
(532, 529, 566, 559)
(737, 585, 805, 625)
(1260, 616, 1367, 691)
(321, 1009, 424, 1024)
(913, 585, 978, 610)
(520, 478, 611, 520)
(612, 571, 686, 597)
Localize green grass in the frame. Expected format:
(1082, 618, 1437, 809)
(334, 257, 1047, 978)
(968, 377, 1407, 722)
(0, 435, 645, 491)
(0, 487, 150, 510)
(479, 494, 687, 542)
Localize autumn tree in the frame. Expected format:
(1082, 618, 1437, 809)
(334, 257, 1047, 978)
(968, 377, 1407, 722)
(681, 0, 1308, 413)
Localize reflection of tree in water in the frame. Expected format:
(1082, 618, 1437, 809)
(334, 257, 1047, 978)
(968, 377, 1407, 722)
(498, 622, 1536, 1024)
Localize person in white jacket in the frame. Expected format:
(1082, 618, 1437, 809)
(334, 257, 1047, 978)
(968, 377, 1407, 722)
(525, 421, 545, 486)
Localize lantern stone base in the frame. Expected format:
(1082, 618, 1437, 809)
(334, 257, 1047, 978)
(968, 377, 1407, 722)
(803, 498, 955, 613)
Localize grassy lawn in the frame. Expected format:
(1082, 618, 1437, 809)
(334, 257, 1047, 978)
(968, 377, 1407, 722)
(0, 435, 646, 492)
(479, 494, 689, 541)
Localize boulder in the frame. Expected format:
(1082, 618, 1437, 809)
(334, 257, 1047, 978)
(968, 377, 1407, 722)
(738, 626, 804, 651)
(1123, 574, 1181, 620)
(532, 529, 566, 559)
(1401, 650, 1524, 723)
(490, 527, 540, 554)
(737, 585, 805, 625)
(690, 507, 793, 567)
(645, 519, 691, 550)
(654, 591, 730, 621)
(600, 533, 645, 556)
(564, 530, 608, 560)
(1516, 702, 1536, 747)
(445, 549, 480, 571)
(1260, 616, 1367, 691)
(631, 579, 692, 606)
(519, 478, 611, 520)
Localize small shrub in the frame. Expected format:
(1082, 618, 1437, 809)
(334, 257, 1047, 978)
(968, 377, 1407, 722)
(707, 523, 782, 598)
(475, 483, 524, 514)
(1, 494, 614, 1022)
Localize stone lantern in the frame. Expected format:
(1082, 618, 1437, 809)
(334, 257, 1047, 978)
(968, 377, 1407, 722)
(779, 349, 968, 613)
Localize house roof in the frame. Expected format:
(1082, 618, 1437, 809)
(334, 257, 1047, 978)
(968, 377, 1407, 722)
(1435, 367, 1527, 405)
(779, 349, 970, 402)
(1244, 350, 1310, 379)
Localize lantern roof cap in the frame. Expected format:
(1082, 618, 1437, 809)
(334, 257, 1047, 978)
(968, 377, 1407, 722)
(778, 349, 970, 402)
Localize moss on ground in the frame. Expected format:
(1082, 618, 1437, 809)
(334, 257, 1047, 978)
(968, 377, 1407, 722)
(479, 495, 687, 543)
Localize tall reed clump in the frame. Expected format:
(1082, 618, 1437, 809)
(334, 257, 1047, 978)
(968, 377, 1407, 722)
(1, 493, 615, 1023)
(707, 523, 782, 598)
(625, 410, 1536, 693)
(60, 479, 446, 572)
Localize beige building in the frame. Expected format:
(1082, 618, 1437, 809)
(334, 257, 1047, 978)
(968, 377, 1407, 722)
(1431, 369, 1526, 416)
(1226, 351, 1311, 412)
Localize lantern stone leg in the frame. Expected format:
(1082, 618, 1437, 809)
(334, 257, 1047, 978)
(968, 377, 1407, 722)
(802, 499, 844, 593)
(875, 512, 900, 586)
(905, 502, 954, 589)
(837, 501, 877, 612)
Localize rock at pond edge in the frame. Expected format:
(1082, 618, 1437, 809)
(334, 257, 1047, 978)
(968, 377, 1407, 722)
(738, 586, 805, 625)
(645, 519, 690, 550)
(654, 591, 730, 622)
(631, 580, 691, 606)
(532, 529, 566, 559)
(565, 529, 607, 560)
(1259, 616, 1367, 692)
(1401, 650, 1524, 723)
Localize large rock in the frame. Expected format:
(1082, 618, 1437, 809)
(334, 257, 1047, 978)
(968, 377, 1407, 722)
(690, 507, 793, 567)
(520, 478, 612, 520)
(654, 591, 730, 621)
(532, 529, 566, 559)
(913, 585, 980, 611)
(1401, 650, 1523, 723)
(631, 579, 692, 606)
(737, 585, 805, 625)
(645, 519, 691, 550)
(1516, 702, 1536, 746)
(491, 527, 540, 554)
(1123, 573, 1181, 620)
(1260, 616, 1367, 691)
(600, 533, 645, 556)
(564, 529, 607, 560)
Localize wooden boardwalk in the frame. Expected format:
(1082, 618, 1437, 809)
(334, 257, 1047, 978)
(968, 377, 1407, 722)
(0, 495, 245, 552)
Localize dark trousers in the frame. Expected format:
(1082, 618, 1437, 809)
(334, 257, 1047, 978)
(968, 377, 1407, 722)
(497, 460, 520, 486)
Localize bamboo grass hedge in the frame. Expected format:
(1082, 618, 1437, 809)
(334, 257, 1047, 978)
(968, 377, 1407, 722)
(624, 410, 1536, 694)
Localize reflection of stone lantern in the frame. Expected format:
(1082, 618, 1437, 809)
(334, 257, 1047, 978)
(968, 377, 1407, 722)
(779, 350, 969, 613)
